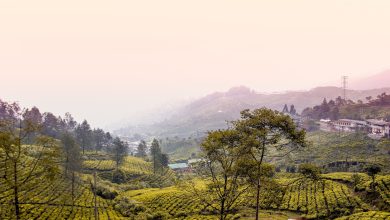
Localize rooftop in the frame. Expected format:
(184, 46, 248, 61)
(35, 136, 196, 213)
(366, 119, 390, 126)
(168, 163, 189, 169)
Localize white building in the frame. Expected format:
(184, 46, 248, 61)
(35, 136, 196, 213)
(332, 119, 367, 132)
(322, 118, 390, 138)
(366, 119, 390, 138)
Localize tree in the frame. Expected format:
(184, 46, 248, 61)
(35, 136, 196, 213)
(63, 112, 77, 131)
(22, 107, 43, 143)
(365, 164, 381, 190)
(0, 107, 60, 219)
(75, 120, 92, 154)
(282, 104, 289, 113)
(112, 137, 128, 169)
(136, 140, 147, 158)
(289, 104, 296, 115)
(42, 112, 60, 138)
(92, 128, 106, 153)
(150, 139, 162, 174)
(61, 132, 82, 207)
(103, 132, 113, 151)
(200, 129, 250, 220)
(234, 108, 307, 220)
(298, 163, 321, 181)
(161, 153, 169, 168)
(23, 107, 42, 125)
(0, 99, 20, 121)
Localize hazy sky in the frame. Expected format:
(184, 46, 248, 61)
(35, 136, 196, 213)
(1, 0, 390, 128)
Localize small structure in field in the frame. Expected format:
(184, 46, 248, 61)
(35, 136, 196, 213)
(168, 163, 191, 173)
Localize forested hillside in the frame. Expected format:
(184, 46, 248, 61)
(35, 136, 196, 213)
(116, 86, 390, 138)
(302, 92, 390, 120)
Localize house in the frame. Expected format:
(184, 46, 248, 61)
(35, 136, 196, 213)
(168, 163, 191, 173)
(319, 119, 332, 131)
(366, 119, 390, 138)
(319, 118, 390, 138)
(331, 119, 367, 132)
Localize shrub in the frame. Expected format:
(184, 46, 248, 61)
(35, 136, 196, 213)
(112, 169, 127, 183)
(114, 197, 146, 217)
(298, 163, 321, 180)
(146, 211, 170, 220)
(175, 211, 188, 218)
(95, 183, 118, 200)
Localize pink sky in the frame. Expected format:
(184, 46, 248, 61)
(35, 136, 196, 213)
(1, 0, 390, 128)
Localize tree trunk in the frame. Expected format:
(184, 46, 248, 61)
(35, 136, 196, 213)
(255, 143, 266, 220)
(13, 161, 20, 220)
(93, 171, 98, 220)
(220, 174, 228, 220)
(255, 168, 261, 220)
(220, 198, 225, 220)
(71, 171, 75, 208)
(153, 153, 156, 174)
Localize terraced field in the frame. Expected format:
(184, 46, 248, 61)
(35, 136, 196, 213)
(84, 156, 153, 175)
(84, 159, 116, 171)
(123, 187, 204, 217)
(0, 176, 123, 219)
(280, 179, 369, 219)
(0, 152, 123, 219)
(121, 156, 153, 175)
(122, 176, 383, 219)
(335, 211, 390, 220)
(322, 172, 370, 183)
(322, 172, 390, 207)
(377, 176, 390, 207)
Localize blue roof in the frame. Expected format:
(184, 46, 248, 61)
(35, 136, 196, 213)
(168, 163, 188, 169)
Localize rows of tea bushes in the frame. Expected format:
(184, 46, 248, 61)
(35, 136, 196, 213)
(0, 180, 123, 219)
(279, 179, 369, 219)
(335, 211, 390, 220)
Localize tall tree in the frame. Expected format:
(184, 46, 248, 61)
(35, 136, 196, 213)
(0, 107, 60, 219)
(150, 139, 162, 174)
(234, 108, 307, 220)
(201, 129, 250, 220)
(103, 132, 113, 151)
(75, 120, 92, 154)
(136, 140, 147, 158)
(42, 112, 60, 138)
(22, 107, 43, 143)
(63, 112, 77, 131)
(61, 132, 82, 207)
(92, 128, 106, 153)
(112, 137, 128, 169)
(161, 153, 169, 169)
(289, 104, 296, 115)
(282, 104, 289, 113)
(23, 107, 43, 125)
(0, 99, 19, 121)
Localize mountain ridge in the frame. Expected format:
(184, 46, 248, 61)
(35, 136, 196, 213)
(116, 85, 390, 138)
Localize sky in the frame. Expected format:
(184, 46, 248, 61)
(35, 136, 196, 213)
(1, 0, 390, 129)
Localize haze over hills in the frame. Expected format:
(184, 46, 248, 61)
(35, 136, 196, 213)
(350, 69, 390, 90)
(116, 85, 390, 138)
(114, 70, 390, 138)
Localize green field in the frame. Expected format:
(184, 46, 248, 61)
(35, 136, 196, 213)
(116, 173, 390, 219)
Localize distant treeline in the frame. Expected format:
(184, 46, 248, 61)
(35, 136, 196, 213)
(301, 92, 390, 121)
(0, 98, 113, 153)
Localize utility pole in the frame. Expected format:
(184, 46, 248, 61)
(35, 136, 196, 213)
(342, 76, 348, 101)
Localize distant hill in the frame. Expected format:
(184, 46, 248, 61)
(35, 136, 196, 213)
(116, 86, 390, 138)
(350, 69, 390, 90)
